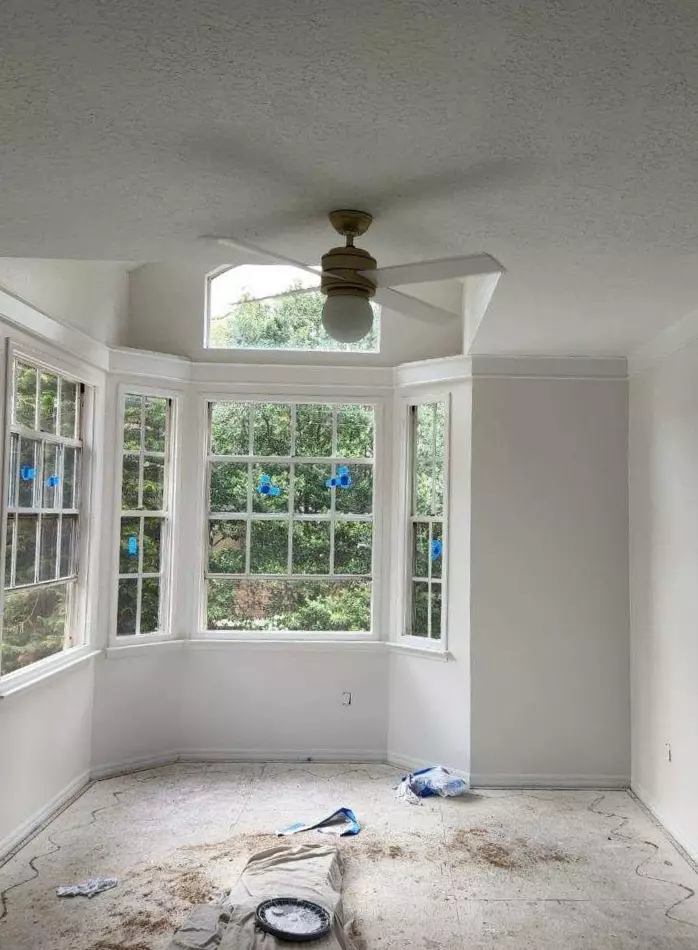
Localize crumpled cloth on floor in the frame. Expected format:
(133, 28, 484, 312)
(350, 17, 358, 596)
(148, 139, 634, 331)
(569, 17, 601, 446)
(56, 876, 118, 899)
(166, 843, 358, 950)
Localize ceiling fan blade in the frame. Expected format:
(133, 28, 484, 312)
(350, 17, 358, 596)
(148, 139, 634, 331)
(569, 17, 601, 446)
(201, 235, 321, 282)
(366, 253, 504, 288)
(373, 287, 460, 325)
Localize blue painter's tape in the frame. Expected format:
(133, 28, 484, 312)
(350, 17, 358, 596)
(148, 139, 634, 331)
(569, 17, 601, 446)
(430, 539, 443, 561)
(20, 465, 36, 481)
(47, 475, 61, 487)
(127, 536, 139, 557)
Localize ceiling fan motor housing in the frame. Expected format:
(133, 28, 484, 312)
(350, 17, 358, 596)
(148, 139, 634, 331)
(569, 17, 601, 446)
(321, 244, 377, 300)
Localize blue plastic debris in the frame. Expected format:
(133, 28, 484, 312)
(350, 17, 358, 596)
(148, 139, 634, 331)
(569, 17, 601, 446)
(396, 766, 469, 804)
(257, 474, 282, 497)
(276, 807, 360, 837)
(47, 475, 61, 487)
(127, 536, 138, 557)
(20, 465, 36, 481)
(430, 539, 443, 561)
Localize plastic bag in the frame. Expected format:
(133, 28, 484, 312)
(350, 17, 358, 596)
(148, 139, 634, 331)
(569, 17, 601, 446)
(396, 766, 469, 803)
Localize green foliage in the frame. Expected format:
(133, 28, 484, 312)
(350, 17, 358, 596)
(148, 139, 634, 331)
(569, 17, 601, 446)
(1, 586, 68, 675)
(209, 284, 379, 352)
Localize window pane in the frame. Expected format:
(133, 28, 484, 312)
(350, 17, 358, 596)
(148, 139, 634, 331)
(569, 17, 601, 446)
(121, 455, 140, 509)
(123, 394, 142, 451)
(39, 515, 59, 582)
(116, 578, 138, 635)
(293, 463, 332, 515)
(60, 380, 78, 438)
(253, 403, 291, 456)
(249, 520, 288, 574)
(14, 362, 37, 428)
(334, 522, 372, 575)
(5, 518, 14, 586)
(333, 463, 373, 515)
(62, 447, 79, 510)
(144, 397, 168, 452)
(411, 581, 429, 637)
(292, 521, 330, 574)
(252, 463, 289, 514)
(431, 583, 442, 640)
(39, 372, 59, 433)
(60, 515, 78, 577)
(1, 584, 69, 674)
(18, 437, 40, 508)
(412, 522, 429, 579)
(210, 402, 249, 456)
(15, 515, 38, 585)
(140, 578, 161, 633)
(209, 462, 248, 513)
(208, 519, 246, 574)
(336, 405, 374, 458)
(42, 443, 61, 508)
(431, 522, 443, 579)
(207, 579, 371, 632)
(414, 402, 445, 517)
(119, 518, 140, 573)
(142, 456, 165, 509)
(142, 518, 162, 573)
(295, 404, 333, 457)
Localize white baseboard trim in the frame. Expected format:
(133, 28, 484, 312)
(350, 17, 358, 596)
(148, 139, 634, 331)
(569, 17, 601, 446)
(177, 748, 387, 765)
(0, 770, 91, 863)
(386, 750, 470, 781)
(631, 781, 698, 866)
(471, 772, 630, 789)
(90, 751, 181, 781)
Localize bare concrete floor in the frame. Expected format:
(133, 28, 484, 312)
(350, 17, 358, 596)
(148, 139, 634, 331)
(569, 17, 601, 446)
(1, 763, 697, 949)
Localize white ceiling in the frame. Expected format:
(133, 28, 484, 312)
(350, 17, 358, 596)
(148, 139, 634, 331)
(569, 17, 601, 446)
(1, 0, 698, 356)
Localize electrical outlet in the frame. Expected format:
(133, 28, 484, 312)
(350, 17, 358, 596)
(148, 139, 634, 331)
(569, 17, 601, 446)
(342, 692, 352, 706)
(665, 742, 672, 763)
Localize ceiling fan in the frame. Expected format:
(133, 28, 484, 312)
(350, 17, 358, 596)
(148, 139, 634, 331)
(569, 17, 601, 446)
(205, 210, 504, 343)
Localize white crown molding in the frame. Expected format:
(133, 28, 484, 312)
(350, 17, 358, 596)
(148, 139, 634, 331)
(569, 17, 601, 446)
(109, 345, 192, 381)
(190, 360, 394, 391)
(395, 354, 472, 388)
(628, 308, 698, 377)
(0, 287, 110, 370)
(470, 355, 628, 380)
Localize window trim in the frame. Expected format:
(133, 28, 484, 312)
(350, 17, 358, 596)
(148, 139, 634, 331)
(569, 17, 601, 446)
(0, 340, 97, 681)
(398, 391, 451, 651)
(195, 392, 387, 640)
(110, 383, 178, 642)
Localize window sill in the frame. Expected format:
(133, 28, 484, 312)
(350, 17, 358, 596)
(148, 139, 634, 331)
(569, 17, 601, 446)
(189, 637, 386, 653)
(0, 645, 101, 701)
(387, 641, 452, 661)
(105, 638, 183, 660)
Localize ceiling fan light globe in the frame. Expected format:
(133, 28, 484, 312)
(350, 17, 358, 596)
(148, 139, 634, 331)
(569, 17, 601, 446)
(321, 294, 373, 343)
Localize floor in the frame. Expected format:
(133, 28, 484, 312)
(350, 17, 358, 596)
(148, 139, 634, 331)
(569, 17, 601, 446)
(0, 764, 697, 949)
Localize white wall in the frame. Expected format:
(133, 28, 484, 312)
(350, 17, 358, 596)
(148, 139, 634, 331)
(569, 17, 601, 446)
(629, 341, 698, 860)
(387, 380, 472, 774)
(470, 377, 630, 785)
(0, 259, 130, 346)
(0, 660, 94, 853)
(127, 260, 463, 366)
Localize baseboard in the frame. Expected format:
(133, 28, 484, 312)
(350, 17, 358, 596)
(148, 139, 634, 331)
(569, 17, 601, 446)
(0, 770, 91, 863)
(90, 751, 181, 781)
(471, 772, 630, 789)
(386, 750, 470, 781)
(631, 781, 698, 866)
(177, 748, 387, 764)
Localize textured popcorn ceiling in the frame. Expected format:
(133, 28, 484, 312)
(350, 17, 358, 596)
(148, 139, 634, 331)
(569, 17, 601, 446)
(1, 0, 697, 355)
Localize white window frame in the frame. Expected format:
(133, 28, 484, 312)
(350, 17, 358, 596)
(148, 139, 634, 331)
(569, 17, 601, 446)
(110, 383, 178, 641)
(0, 340, 97, 681)
(399, 392, 450, 650)
(196, 391, 387, 640)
